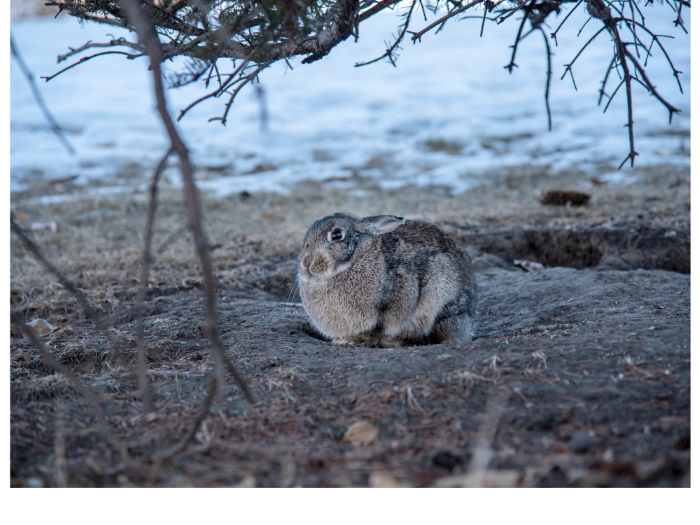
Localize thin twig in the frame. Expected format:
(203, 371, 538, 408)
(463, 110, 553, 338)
(116, 2, 252, 459)
(560, 25, 606, 81)
(598, 55, 618, 105)
(540, 28, 553, 131)
(210, 63, 268, 125)
(358, 0, 403, 22)
(504, 0, 534, 73)
(10, 34, 75, 155)
(550, 0, 582, 46)
(607, 21, 638, 167)
(155, 224, 191, 256)
(356, 0, 417, 67)
(409, 0, 482, 42)
(177, 50, 256, 121)
(622, 17, 684, 93)
(11, 313, 131, 466)
(624, 49, 680, 122)
(135, 147, 174, 412)
(57, 38, 144, 63)
(11, 217, 102, 326)
(42, 50, 142, 82)
(603, 78, 625, 112)
(53, 402, 68, 488)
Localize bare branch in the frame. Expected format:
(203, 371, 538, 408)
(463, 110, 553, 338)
(10, 35, 75, 155)
(115, 5, 253, 464)
(540, 27, 553, 131)
(11, 313, 131, 466)
(550, 0, 582, 46)
(57, 38, 144, 63)
(560, 26, 606, 81)
(409, 0, 482, 42)
(134, 147, 174, 413)
(504, 0, 534, 73)
(42, 50, 142, 82)
(177, 50, 256, 121)
(358, 0, 403, 22)
(603, 78, 625, 112)
(355, 0, 417, 67)
(598, 55, 618, 105)
(624, 49, 680, 123)
(210, 74, 254, 125)
(621, 17, 684, 93)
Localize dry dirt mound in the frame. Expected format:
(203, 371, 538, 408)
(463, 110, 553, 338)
(11, 260, 689, 487)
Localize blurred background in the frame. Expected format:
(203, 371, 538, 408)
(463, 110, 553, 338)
(11, 0, 690, 203)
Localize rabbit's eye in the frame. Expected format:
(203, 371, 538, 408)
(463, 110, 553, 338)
(330, 229, 344, 241)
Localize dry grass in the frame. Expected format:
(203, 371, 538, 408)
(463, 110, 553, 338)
(11, 163, 689, 322)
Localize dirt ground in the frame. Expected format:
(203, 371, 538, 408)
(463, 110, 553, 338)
(10, 162, 690, 487)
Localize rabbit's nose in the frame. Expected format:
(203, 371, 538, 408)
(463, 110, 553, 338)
(302, 255, 311, 269)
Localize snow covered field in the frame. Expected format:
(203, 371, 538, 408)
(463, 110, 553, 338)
(10, 4, 690, 201)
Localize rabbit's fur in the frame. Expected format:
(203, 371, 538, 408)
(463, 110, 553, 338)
(297, 213, 477, 347)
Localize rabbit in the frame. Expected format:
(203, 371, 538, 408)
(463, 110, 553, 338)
(297, 213, 477, 348)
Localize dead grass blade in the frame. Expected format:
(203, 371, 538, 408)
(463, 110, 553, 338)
(11, 216, 103, 327)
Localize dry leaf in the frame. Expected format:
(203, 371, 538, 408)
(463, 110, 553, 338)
(514, 259, 545, 272)
(343, 420, 379, 447)
(21, 318, 58, 337)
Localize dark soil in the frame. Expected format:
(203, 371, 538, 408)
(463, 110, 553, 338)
(10, 220, 690, 487)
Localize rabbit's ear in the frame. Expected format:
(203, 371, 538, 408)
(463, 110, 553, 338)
(362, 215, 405, 235)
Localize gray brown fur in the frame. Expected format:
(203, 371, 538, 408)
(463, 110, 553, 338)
(297, 213, 477, 347)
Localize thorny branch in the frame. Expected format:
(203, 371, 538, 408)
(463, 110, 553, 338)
(116, 0, 252, 457)
(355, 0, 418, 67)
(408, 0, 482, 42)
(504, 0, 534, 73)
(46, 1, 688, 165)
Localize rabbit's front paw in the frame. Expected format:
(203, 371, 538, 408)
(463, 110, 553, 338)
(378, 338, 403, 348)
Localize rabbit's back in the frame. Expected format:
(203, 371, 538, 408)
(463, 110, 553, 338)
(376, 220, 477, 343)
(381, 221, 475, 306)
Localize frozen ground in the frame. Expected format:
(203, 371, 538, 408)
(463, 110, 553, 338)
(11, 4, 690, 201)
